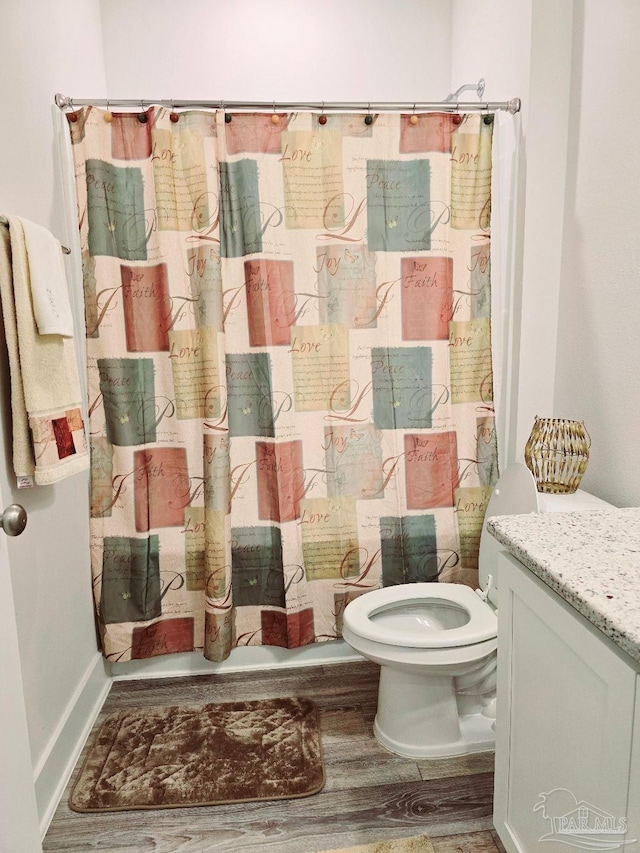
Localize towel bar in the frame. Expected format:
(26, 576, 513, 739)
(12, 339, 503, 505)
(0, 215, 71, 254)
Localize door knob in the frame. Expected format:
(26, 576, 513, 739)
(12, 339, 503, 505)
(1, 504, 27, 536)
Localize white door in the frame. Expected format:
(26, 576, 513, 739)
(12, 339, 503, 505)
(0, 525, 42, 853)
(0, 258, 41, 849)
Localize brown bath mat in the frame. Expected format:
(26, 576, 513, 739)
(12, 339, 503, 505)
(69, 696, 324, 812)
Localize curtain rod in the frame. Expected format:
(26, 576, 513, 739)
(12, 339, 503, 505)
(55, 93, 521, 115)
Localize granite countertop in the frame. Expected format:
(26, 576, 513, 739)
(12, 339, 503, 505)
(487, 508, 640, 665)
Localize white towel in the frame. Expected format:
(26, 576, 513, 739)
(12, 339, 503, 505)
(19, 216, 75, 337)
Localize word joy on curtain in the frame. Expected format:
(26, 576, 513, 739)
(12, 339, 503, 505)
(66, 105, 498, 663)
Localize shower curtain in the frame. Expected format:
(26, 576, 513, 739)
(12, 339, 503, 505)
(67, 106, 498, 662)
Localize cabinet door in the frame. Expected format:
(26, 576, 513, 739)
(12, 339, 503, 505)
(494, 553, 637, 852)
(625, 675, 640, 849)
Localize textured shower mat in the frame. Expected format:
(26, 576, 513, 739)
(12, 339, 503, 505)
(69, 696, 324, 812)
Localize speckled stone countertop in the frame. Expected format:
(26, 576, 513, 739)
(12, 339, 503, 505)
(487, 508, 640, 665)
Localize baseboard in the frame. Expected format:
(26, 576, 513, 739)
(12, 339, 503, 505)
(34, 652, 111, 839)
(112, 640, 364, 681)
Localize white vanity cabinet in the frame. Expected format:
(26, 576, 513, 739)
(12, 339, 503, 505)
(493, 552, 640, 852)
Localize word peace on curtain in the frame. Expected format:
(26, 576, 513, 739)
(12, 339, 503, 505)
(67, 106, 498, 663)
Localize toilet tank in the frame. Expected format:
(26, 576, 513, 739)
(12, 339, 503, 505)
(477, 463, 613, 605)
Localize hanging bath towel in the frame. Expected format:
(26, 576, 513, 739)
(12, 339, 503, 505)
(20, 217, 75, 336)
(0, 216, 89, 486)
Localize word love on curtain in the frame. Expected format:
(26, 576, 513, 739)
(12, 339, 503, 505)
(67, 106, 498, 663)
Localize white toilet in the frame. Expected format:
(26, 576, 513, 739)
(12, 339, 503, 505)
(342, 463, 612, 759)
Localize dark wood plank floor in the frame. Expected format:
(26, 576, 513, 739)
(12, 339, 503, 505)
(43, 660, 506, 853)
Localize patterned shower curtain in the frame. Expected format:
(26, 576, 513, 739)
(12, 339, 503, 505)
(67, 106, 498, 663)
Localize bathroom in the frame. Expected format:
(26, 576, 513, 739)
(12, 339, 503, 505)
(1, 0, 639, 851)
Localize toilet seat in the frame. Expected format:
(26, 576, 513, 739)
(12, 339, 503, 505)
(344, 583, 497, 649)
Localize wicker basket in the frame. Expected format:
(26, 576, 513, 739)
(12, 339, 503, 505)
(524, 416, 590, 494)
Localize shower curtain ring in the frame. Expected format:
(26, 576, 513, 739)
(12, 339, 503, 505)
(410, 103, 418, 125)
(68, 98, 78, 123)
(319, 101, 327, 125)
(138, 99, 148, 123)
(104, 98, 113, 123)
(170, 99, 179, 123)
(481, 97, 493, 126)
(364, 103, 373, 126)
(271, 101, 280, 125)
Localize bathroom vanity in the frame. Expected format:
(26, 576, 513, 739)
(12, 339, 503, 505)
(487, 508, 640, 852)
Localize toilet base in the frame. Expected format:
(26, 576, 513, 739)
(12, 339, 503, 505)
(374, 710, 495, 758)
(373, 664, 496, 758)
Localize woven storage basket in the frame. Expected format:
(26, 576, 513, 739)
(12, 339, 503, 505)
(524, 416, 590, 494)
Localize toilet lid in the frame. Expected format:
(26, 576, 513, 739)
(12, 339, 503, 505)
(343, 583, 497, 649)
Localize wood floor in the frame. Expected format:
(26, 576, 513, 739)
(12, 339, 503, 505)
(43, 660, 506, 853)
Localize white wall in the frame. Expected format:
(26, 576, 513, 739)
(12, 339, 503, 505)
(453, 1, 640, 508)
(0, 0, 109, 798)
(451, 0, 532, 102)
(451, 0, 534, 469)
(554, 0, 640, 507)
(99, 0, 453, 101)
(452, 1, 575, 470)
